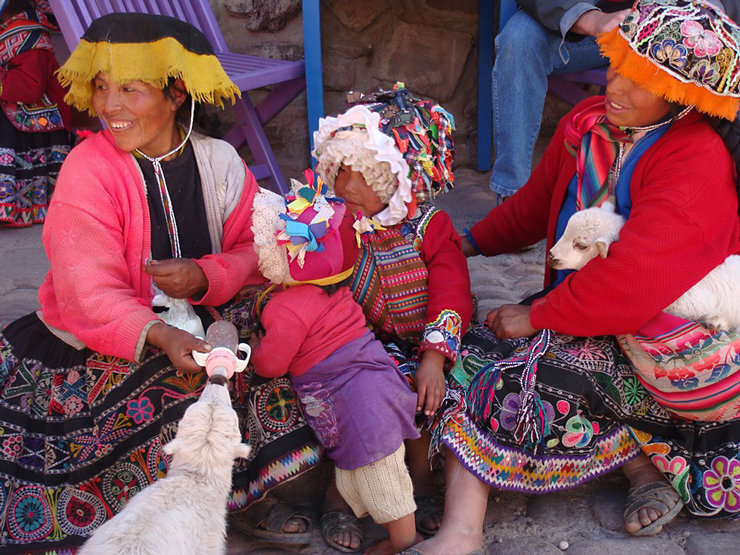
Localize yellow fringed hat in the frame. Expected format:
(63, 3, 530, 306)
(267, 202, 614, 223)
(57, 12, 240, 115)
(598, 0, 740, 121)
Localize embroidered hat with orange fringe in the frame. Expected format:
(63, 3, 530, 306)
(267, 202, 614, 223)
(251, 170, 359, 287)
(57, 12, 240, 115)
(598, 0, 740, 121)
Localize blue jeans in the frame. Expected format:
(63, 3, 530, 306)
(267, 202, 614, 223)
(490, 9, 607, 196)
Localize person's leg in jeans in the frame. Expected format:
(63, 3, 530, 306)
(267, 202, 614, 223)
(490, 9, 607, 199)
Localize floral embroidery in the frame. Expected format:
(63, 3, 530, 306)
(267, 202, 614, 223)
(562, 413, 594, 448)
(126, 397, 155, 424)
(650, 38, 688, 69)
(703, 456, 740, 512)
(681, 19, 722, 57)
(623, 376, 647, 405)
(689, 59, 721, 87)
(652, 454, 687, 476)
(499, 392, 554, 433)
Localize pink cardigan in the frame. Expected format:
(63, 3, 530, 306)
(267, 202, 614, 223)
(39, 130, 264, 361)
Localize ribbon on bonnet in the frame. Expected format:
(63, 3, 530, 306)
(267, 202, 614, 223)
(252, 169, 361, 289)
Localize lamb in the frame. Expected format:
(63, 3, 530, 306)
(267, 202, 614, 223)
(79, 380, 251, 555)
(548, 201, 740, 331)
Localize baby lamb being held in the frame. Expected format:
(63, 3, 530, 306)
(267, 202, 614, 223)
(79, 381, 251, 555)
(548, 201, 740, 331)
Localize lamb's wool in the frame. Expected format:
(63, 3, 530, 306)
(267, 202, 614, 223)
(79, 383, 251, 555)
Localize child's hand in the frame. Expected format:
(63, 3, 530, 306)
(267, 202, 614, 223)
(248, 329, 264, 351)
(414, 350, 446, 417)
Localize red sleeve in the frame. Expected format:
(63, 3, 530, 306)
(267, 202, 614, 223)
(469, 110, 575, 256)
(0, 48, 52, 104)
(193, 163, 266, 306)
(420, 210, 473, 331)
(530, 120, 740, 335)
(250, 294, 308, 378)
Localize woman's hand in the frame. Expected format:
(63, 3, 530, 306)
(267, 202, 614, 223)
(486, 304, 539, 339)
(145, 258, 208, 299)
(146, 321, 211, 372)
(415, 350, 447, 417)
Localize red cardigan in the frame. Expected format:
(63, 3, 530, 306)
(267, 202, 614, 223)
(470, 97, 740, 336)
(39, 131, 264, 361)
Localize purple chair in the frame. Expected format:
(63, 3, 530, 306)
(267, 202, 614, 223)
(48, 0, 305, 194)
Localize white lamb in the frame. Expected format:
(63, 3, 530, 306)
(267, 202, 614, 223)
(548, 201, 740, 331)
(79, 380, 251, 555)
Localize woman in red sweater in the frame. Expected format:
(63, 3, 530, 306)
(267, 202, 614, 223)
(408, 1, 740, 554)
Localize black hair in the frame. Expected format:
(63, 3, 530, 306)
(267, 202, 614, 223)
(315, 276, 352, 296)
(163, 77, 223, 137)
(2, 0, 35, 19)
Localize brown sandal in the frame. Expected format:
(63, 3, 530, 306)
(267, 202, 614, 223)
(230, 497, 312, 545)
(624, 481, 684, 536)
(321, 510, 363, 553)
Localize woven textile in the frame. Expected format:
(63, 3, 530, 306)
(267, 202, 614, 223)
(618, 313, 740, 421)
(436, 324, 740, 518)
(351, 226, 428, 341)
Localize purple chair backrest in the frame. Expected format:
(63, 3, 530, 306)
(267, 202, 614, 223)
(49, 0, 229, 53)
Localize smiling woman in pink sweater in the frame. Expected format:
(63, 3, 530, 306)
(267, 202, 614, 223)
(0, 13, 322, 553)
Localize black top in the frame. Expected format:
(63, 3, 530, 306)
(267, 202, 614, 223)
(137, 141, 211, 261)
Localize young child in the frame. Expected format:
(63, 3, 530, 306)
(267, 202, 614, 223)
(0, 0, 75, 227)
(312, 83, 474, 542)
(249, 176, 422, 555)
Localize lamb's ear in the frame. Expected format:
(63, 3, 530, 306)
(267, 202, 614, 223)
(595, 238, 611, 259)
(234, 443, 252, 460)
(162, 438, 182, 457)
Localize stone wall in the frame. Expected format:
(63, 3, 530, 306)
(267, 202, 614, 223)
(213, 0, 569, 181)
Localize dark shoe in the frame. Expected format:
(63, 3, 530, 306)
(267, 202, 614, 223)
(414, 494, 444, 537)
(320, 510, 364, 553)
(230, 497, 312, 545)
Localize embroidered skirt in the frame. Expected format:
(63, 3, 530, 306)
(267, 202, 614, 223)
(436, 325, 740, 518)
(0, 114, 75, 228)
(0, 296, 321, 552)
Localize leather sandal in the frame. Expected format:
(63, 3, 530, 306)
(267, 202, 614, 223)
(624, 481, 684, 536)
(321, 510, 363, 553)
(230, 497, 312, 545)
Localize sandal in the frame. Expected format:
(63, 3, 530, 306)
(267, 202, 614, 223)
(321, 510, 363, 553)
(414, 495, 444, 537)
(230, 497, 312, 545)
(399, 549, 483, 555)
(623, 481, 684, 537)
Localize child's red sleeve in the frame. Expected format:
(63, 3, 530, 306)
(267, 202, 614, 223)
(0, 49, 52, 104)
(250, 298, 307, 378)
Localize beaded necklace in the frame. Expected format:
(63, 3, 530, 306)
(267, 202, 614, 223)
(135, 98, 195, 258)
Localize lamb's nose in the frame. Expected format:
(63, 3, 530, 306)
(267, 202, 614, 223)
(547, 252, 558, 266)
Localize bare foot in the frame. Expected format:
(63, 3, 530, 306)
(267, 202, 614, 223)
(407, 532, 482, 555)
(622, 454, 681, 535)
(364, 533, 424, 555)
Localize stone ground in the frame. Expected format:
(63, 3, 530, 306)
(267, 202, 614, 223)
(1, 168, 739, 553)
